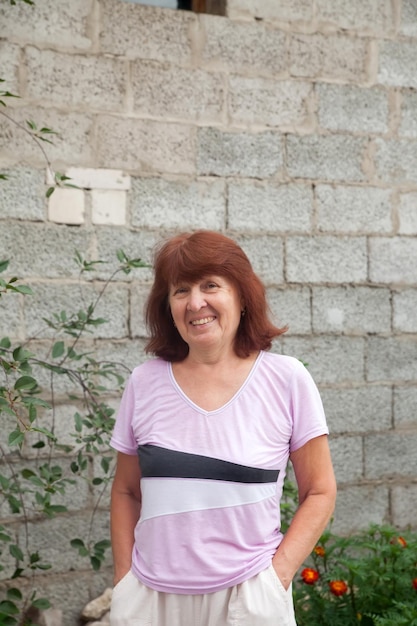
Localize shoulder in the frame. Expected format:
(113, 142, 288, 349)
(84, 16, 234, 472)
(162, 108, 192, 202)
(260, 351, 305, 374)
(130, 357, 168, 382)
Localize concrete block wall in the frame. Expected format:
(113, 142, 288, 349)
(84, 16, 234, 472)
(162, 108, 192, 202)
(0, 0, 416, 622)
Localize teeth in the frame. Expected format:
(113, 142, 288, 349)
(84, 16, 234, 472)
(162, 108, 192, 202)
(191, 317, 215, 326)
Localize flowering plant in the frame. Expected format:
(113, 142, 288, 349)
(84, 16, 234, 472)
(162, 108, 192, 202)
(293, 524, 417, 626)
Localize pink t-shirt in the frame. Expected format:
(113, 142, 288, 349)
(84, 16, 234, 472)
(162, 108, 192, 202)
(110, 351, 329, 594)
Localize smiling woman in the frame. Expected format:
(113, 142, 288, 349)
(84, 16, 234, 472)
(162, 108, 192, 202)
(109, 230, 337, 626)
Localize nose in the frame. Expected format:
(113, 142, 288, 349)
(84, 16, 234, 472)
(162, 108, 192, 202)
(187, 286, 207, 312)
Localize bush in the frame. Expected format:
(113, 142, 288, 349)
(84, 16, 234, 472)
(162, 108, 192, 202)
(294, 523, 417, 626)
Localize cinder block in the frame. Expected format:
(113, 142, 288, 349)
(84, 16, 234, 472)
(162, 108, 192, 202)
(394, 386, 417, 428)
(316, 0, 395, 35)
(96, 116, 195, 175)
(286, 236, 367, 283)
(282, 336, 366, 384)
(130, 177, 225, 231)
(369, 237, 417, 283)
(26, 513, 98, 573)
(0, 167, 46, 221)
(0, 0, 92, 49)
(130, 283, 152, 338)
(266, 286, 311, 334)
(0, 223, 92, 278)
(321, 385, 392, 434)
(374, 138, 417, 184)
(48, 187, 85, 225)
(332, 485, 389, 534)
(94, 338, 149, 374)
(399, 91, 417, 138)
(0, 105, 94, 167)
(312, 286, 391, 334)
(286, 135, 366, 182)
(364, 432, 417, 479)
(289, 33, 368, 82)
(317, 84, 389, 134)
(329, 435, 364, 484)
(367, 337, 417, 382)
(393, 289, 417, 332)
(0, 287, 24, 339)
(64, 168, 131, 191)
(234, 234, 285, 286)
(392, 484, 417, 527)
(229, 77, 312, 129)
(228, 182, 313, 233)
(91, 190, 127, 226)
(200, 14, 287, 77)
(131, 61, 225, 124)
(316, 185, 392, 234)
(378, 41, 417, 88)
(25, 47, 127, 111)
(400, 0, 417, 36)
(197, 128, 284, 177)
(0, 41, 20, 94)
(24, 282, 129, 340)
(226, 0, 314, 22)
(99, 0, 194, 63)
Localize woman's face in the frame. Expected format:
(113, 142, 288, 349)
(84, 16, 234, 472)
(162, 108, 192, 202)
(168, 275, 243, 358)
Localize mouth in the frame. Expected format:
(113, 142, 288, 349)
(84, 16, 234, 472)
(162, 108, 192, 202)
(190, 316, 216, 326)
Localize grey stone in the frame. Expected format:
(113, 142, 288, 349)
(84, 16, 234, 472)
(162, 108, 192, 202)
(392, 485, 417, 527)
(130, 177, 225, 231)
(316, 185, 392, 234)
(393, 289, 417, 332)
(197, 128, 283, 178)
(227, 0, 314, 22)
(0, 168, 46, 221)
(228, 182, 313, 233)
(332, 485, 389, 534)
(375, 138, 417, 184)
(399, 90, 417, 138)
(132, 61, 225, 124)
(317, 84, 389, 134)
(321, 385, 392, 434)
(235, 234, 285, 286)
(367, 337, 417, 382)
(312, 286, 391, 334)
(398, 192, 417, 235)
(329, 435, 363, 484)
(393, 386, 417, 428)
(286, 236, 367, 283)
(281, 336, 366, 384)
(364, 432, 417, 479)
(369, 236, 417, 284)
(267, 286, 311, 334)
(378, 40, 417, 88)
(400, 0, 417, 36)
(287, 135, 366, 182)
(316, 0, 395, 35)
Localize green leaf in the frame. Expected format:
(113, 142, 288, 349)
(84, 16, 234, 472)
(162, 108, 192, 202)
(8, 430, 24, 447)
(70, 538, 85, 549)
(52, 341, 65, 358)
(12, 284, 33, 295)
(6, 589, 22, 602)
(0, 600, 19, 616)
(46, 186, 55, 198)
(0, 337, 11, 349)
(9, 544, 24, 561)
(14, 375, 37, 390)
(32, 598, 51, 610)
(0, 260, 9, 273)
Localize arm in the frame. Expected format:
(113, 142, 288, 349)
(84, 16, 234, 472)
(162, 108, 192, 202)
(272, 434, 337, 589)
(110, 452, 142, 586)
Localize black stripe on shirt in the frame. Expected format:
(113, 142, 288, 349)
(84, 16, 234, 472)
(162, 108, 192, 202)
(138, 444, 279, 484)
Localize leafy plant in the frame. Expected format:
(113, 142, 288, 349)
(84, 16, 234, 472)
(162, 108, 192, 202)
(293, 523, 417, 626)
(0, 252, 148, 623)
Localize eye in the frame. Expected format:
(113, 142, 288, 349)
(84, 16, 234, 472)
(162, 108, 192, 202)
(171, 285, 188, 296)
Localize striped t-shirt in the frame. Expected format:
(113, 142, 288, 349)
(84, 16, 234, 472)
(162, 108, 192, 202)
(110, 351, 329, 594)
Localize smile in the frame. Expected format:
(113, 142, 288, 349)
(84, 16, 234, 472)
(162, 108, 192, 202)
(190, 317, 216, 326)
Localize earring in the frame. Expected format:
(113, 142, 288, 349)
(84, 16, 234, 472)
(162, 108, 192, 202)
(241, 308, 246, 317)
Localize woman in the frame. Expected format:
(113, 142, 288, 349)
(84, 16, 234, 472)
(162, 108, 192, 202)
(110, 230, 336, 626)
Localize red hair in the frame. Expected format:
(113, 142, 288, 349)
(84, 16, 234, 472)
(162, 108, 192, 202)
(145, 231, 287, 361)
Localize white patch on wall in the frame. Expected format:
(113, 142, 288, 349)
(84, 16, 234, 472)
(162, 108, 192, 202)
(327, 308, 345, 328)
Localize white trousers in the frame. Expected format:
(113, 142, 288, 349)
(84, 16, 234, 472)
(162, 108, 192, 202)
(110, 565, 297, 626)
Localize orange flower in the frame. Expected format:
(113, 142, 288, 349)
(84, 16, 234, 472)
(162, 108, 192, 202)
(329, 580, 348, 596)
(314, 546, 325, 557)
(412, 577, 417, 591)
(391, 536, 407, 547)
(301, 567, 320, 585)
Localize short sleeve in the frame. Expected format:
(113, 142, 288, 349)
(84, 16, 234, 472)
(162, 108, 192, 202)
(110, 371, 138, 455)
(289, 361, 329, 453)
